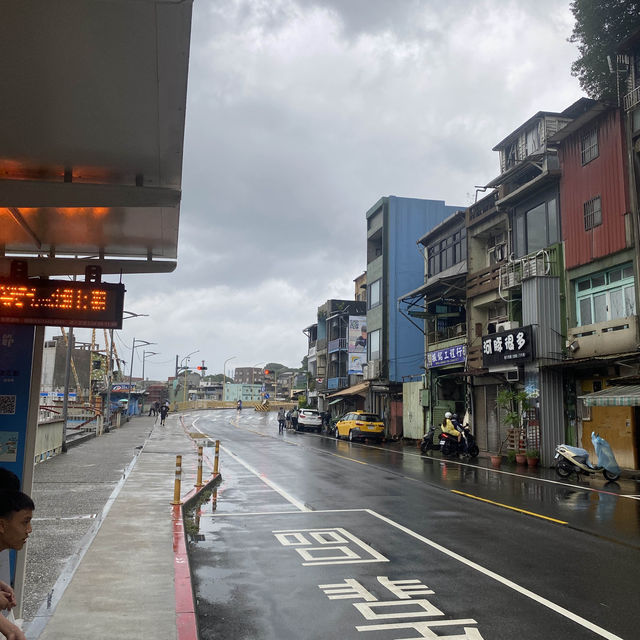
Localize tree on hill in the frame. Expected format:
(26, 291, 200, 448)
(569, 0, 640, 100)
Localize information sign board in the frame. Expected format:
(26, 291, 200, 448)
(0, 279, 125, 328)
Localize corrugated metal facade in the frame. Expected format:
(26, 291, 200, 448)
(559, 110, 629, 269)
(522, 277, 564, 465)
(402, 381, 424, 439)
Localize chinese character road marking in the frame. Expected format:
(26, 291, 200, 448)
(319, 579, 377, 602)
(377, 577, 433, 599)
(355, 621, 481, 639)
(273, 527, 389, 566)
(354, 599, 444, 620)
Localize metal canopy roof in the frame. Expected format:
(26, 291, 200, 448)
(0, 0, 193, 277)
(579, 385, 640, 407)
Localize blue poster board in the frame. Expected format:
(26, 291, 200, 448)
(0, 324, 35, 488)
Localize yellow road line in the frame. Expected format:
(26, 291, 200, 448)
(451, 490, 568, 525)
(330, 453, 368, 465)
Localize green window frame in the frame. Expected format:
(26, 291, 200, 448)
(575, 263, 636, 326)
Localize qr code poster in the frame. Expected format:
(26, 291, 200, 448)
(0, 395, 17, 415)
(0, 432, 18, 462)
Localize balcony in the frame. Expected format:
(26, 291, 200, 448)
(467, 264, 502, 299)
(327, 377, 348, 390)
(427, 323, 466, 348)
(567, 316, 638, 359)
(328, 338, 348, 353)
(308, 346, 317, 358)
(499, 245, 562, 291)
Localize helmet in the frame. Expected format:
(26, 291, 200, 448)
(452, 413, 458, 420)
(444, 412, 452, 419)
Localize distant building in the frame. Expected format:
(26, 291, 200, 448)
(234, 367, 265, 385)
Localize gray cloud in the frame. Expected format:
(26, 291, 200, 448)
(99, 0, 583, 381)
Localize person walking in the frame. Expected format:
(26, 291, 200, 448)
(159, 403, 169, 426)
(291, 406, 299, 431)
(277, 407, 286, 434)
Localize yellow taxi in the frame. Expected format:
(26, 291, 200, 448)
(335, 411, 385, 442)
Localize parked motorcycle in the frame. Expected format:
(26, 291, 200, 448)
(554, 432, 621, 482)
(420, 424, 479, 458)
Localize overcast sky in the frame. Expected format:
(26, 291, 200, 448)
(75, 0, 585, 381)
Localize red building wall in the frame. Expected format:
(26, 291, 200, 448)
(559, 109, 629, 269)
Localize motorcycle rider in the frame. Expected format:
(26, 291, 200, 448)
(441, 412, 462, 444)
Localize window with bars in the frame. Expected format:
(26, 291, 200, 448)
(583, 196, 602, 231)
(581, 128, 599, 165)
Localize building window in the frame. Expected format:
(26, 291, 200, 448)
(576, 263, 636, 326)
(583, 196, 602, 231)
(369, 279, 381, 309)
(426, 227, 466, 277)
(581, 128, 599, 165)
(513, 198, 559, 258)
(368, 329, 380, 361)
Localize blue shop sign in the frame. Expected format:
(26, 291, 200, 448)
(427, 345, 466, 368)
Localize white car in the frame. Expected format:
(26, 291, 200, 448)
(297, 409, 322, 433)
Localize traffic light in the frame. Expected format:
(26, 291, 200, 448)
(264, 369, 270, 375)
(196, 365, 207, 371)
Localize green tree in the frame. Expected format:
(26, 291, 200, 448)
(569, 0, 640, 100)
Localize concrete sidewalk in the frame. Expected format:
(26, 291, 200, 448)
(24, 413, 206, 640)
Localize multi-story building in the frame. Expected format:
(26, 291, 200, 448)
(364, 196, 462, 436)
(399, 210, 467, 439)
(40, 335, 97, 401)
(547, 98, 638, 469)
(234, 367, 266, 385)
(467, 106, 577, 463)
(306, 299, 367, 412)
(223, 383, 262, 403)
(303, 322, 318, 406)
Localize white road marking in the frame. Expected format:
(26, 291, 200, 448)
(366, 509, 624, 640)
(219, 444, 311, 512)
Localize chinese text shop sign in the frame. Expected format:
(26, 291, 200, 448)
(482, 326, 533, 367)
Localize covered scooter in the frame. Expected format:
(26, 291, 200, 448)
(554, 432, 621, 482)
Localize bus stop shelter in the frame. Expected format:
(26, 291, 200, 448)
(0, 0, 194, 612)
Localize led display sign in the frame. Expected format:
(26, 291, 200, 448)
(0, 280, 125, 329)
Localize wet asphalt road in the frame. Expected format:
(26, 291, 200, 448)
(185, 409, 640, 640)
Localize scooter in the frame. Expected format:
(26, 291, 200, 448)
(554, 432, 621, 482)
(420, 424, 479, 458)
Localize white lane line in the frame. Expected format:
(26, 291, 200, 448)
(366, 509, 624, 640)
(219, 444, 311, 512)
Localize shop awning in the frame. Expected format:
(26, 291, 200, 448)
(579, 385, 640, 407)
(327, 381, 370, 398)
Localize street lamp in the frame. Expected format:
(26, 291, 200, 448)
(127, 338, 156, 416)
(251, 362, 265, 385)
(105, 311, 148, 432)
(222, 355, 237, 403)
(141, 350, 159, 412)
(177, 350, 199, 406)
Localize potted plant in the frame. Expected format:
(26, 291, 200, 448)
(495, 386, 529, 467)
(526, 448, 540, 467)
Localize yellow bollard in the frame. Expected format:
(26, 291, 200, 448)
(213, 440, 220, 475)
(195, 446, 204, 488)
(171, 455, 182, 505)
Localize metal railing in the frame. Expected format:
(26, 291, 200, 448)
(328, 338, 348, 352)
(623, 86, 640, 111)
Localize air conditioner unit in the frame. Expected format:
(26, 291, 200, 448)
(505, 369, 520, 382)
(496, 321, 519, 332)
